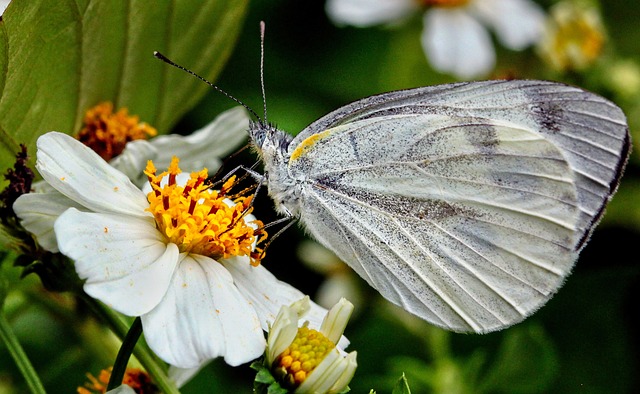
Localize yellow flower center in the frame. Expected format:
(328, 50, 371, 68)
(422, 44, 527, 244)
(77, 102, 157, 162)
(421, 0, 469, 8)
(539, 4, 605, 71)
(552, 17, 604, 68)
(144, 158, 265, 265)
(77, 367, 159, 394)
(272, 325, 336, 389)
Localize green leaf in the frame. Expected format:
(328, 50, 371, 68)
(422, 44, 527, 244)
(0, 0, 248, 187)
(392, 373, 412, 394)
(267, 383, 289, 394)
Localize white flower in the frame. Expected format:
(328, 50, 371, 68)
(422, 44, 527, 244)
(536, 1, 605, 72)
(13, 132, 330, 369)
(297, 240, 363, 311)
(13, 107, 248, 253)
(326, 0, 545, 79)
(266, 297, 357, 393)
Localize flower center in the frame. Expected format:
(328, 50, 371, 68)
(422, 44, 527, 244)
(551, 12, 604, 68)
(77, 102, 157, 162)
(144, 158, 265, 265)
(272, 325, 336, 389)
(421, 0, 469, 8)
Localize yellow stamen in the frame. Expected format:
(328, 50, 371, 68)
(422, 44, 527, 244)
(77, 102, 157, 161)
(421, 0, 469, 8)
(144, 157, 265, 265)
(272, 325, 336, 389)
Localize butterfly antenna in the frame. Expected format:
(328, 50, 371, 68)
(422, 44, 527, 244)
(153, 51, 261, 121)
(259, 21, 268, 125)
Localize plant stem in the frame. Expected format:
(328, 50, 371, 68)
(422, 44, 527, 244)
(0, 311, 46, 394)
(108, 317, 143, 390)
(81, 295, 179, 393)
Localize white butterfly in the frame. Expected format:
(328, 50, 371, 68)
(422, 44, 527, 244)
(248, 80, 630, 333)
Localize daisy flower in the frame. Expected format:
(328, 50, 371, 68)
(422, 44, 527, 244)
(261, 297, 357, 393)
(326, 0, 546, 79)
(12, 105, 248, 253)
(13, 132, 330, 369)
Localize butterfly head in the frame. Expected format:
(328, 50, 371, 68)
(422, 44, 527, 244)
(248, 120, 292, 156)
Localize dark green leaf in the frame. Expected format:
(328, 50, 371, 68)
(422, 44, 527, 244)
(0, 0, 248, 187)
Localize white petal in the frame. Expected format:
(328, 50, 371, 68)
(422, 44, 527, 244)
(168, 364, 206, 389)
(266, 297, 309, 365)
(142, 254, 265, 368)
(221, 259, 352, 350)
(149, 106, 249, 173)
(326, 0, 417, 27)
(220, 258, 327, 331)
(471, 0, 545, 49)
(297, 349, 357, 394)
(0, 1, 10, 16)
(55, 208, 177, 316)
(109, 139, 158, 186)
(422, 9, 495, 79)
(319, 298, 354, 345)
(35, 132, 149, 216)
(13, 191, 85, 252)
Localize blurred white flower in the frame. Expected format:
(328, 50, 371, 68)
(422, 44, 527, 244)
(297, 240, 363, 311)
(607, 59, 640, 99)
(537, 1, 605, 72)
(326, 0, 546, 79)
(266, 297, 357, 393)
(14, 132, 330, 369)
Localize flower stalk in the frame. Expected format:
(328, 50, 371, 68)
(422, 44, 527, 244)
(107, 317, 143, 391)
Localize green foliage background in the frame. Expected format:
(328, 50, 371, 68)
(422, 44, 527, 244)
(1, 0, 639, 393)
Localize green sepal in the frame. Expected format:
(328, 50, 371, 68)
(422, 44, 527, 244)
(251, 359, 289, 394)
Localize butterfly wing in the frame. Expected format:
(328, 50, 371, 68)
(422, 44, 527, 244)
(287, 80, 629, 333)
(292, 80, 630, 249)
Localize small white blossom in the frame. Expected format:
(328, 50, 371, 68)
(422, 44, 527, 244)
(537, 1, 606, 72)
(266, 297, 357, 393)
(326, 0, 546, 79)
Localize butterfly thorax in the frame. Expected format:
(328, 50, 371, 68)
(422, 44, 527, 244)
(249, 121, 302, 216)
